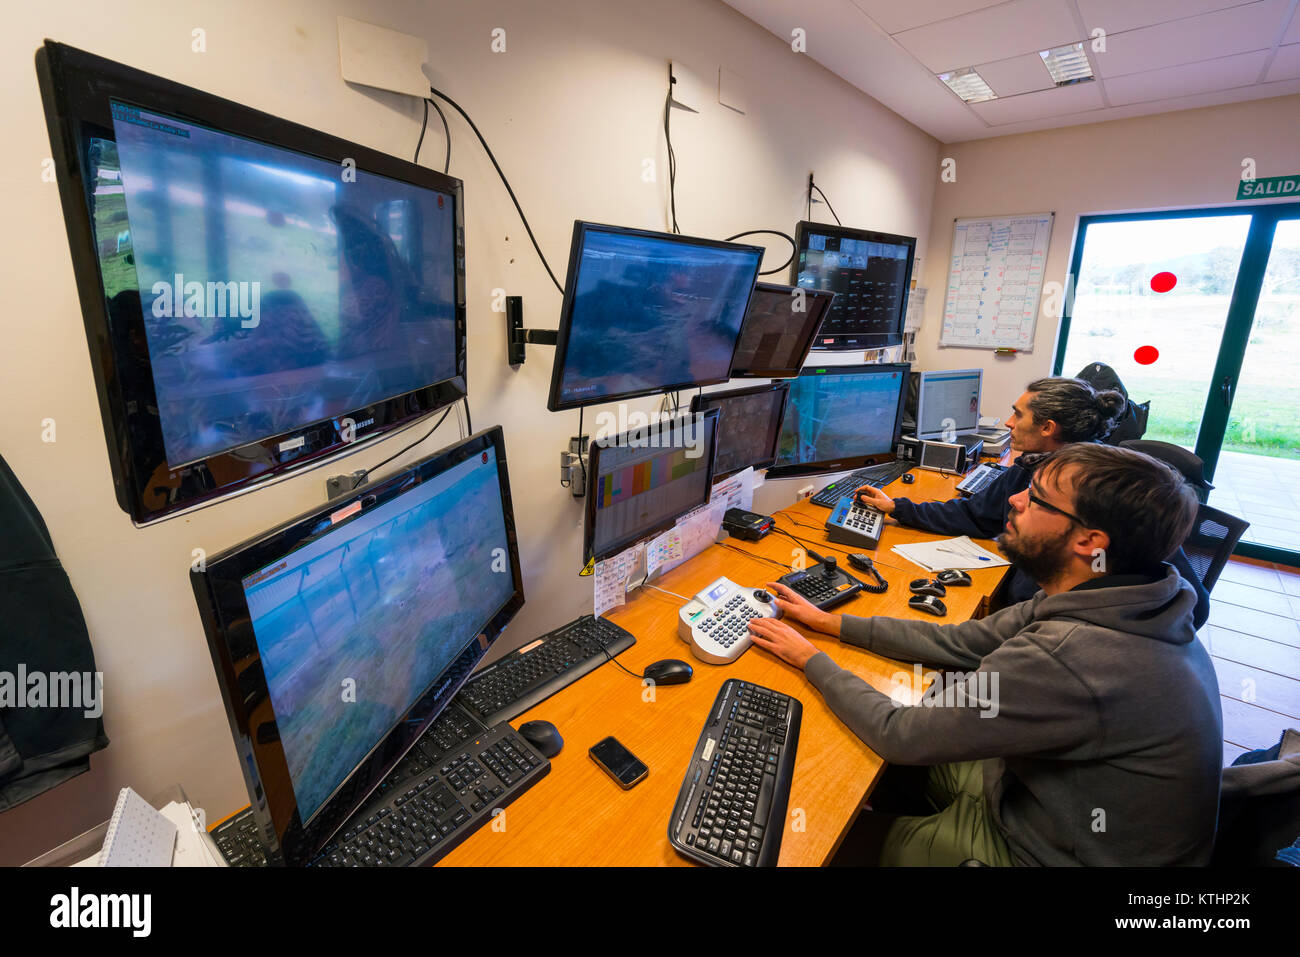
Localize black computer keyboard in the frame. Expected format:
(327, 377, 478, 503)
(211, 806, 271, 867)
(955, 462, 1005, 497)
(810, 460, 911, 507)
(213, 702, 548, 867)
(311, 707, 547, 867)
(668, 679, 802, 867)
(454, 615, 635, 726)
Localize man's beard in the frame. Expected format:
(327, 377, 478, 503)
(997, 523, 1074, 588)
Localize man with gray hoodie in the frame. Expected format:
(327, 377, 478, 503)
(747, 443, 1222, 866)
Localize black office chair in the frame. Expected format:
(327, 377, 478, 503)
(1118, 439, 1249, 595)
(1183, 504, 1251, 595)
(1075, 361, 1149, 444)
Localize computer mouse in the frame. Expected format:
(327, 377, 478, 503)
(644, 658, 694, 685)
(901, 472, 915, 484)
(909, 578, 947, 597)
(936, 568, 972, 587)
(518, 720, 564, 758)
(908, 594, 947, 617)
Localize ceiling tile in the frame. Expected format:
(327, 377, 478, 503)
(1266, 42, 1300, 80)
(893, 0, 1080, 73)
(975, 52, 1057, 96)
(1075, 0, 1257, 35)
(1285, 9, 1300, 43)
(1106, 51, 1268, 104)
(1094, 0, 1292, 78)
(968, 76, 1105, 123)
(849, 0, 1008, 36)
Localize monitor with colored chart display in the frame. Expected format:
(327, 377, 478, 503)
(584, 410, 720, 561)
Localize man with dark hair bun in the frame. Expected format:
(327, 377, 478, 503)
(855, 376, 1210, 627)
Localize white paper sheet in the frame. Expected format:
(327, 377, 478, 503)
(891, 536, 1009, 573)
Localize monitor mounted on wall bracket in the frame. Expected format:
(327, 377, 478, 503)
(36, 40, 468, 526)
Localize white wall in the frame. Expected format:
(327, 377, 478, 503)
(914, 93, 1300, 422)
(0, 0, 938, 862)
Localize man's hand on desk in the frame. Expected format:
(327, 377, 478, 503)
(854, 485, 896, 514)
(764, 581, 840, 637)
(747, 617, 821, 671)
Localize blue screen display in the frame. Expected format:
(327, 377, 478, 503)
(556, 229, 759, 405)
(775, 369, 904, 466)
(110, 101, 458, 466)
(240, 449, 512, 824)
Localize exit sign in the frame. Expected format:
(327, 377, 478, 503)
(1237, 174, 1300, 200)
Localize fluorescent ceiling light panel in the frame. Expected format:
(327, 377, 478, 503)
(1040, 43, 1094, 85)
(938, 66, 998, 103)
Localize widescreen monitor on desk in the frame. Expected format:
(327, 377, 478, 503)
(191, 428, 524, 866)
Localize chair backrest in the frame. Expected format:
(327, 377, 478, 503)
(1075, 362, 1147, 444)
(1183, 503, 1250, 593)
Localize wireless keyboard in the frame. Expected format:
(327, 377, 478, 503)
(454, 615, 635, 726)
(668, 679, 801, 867)
(809, 460, 911, 508)
(955, 462, 1006, 497)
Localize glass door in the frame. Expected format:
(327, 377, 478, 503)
(1054, 202, 1300, 565)
(1056, 211, 1252, 448)
(1210, 216, 1300, 558)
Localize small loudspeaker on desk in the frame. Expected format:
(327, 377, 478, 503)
(678, 577, 781, 665)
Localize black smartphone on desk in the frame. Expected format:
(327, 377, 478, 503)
(590, 736, 648, 789)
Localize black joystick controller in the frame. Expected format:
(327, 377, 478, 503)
(821, 556, 838, 574)
(753, 589, 773, 603)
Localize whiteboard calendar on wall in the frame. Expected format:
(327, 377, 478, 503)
(939, 213, 1053, 350)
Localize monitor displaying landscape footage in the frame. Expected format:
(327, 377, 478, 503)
(769, 364, 909, 477)
(792, 221, 915, 350)
(191, 428, 523, 866)
(728, 282, 835, 378)
(547, 224, 762, 411)
(37, 42, 467, 525)
(584, 410, 720, 561)
(690, 382, 789, 479)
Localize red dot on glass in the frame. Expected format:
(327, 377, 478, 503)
(1150, 272, 1177, 293)
(1134, 346, 1159, 365)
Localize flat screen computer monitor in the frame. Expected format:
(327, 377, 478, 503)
(767, 363, 910, 478)
(584, 410, 720, 561)
(728, 282, 835, 379)
(547, 223, 763, 411)
(690, 382, 790, 479)
(37, 41, 467, 525)
(191, 427, 523, 866)
(791, 221, 915, 350)
(915, 368, 982, 440)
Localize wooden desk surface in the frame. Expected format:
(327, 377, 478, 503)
(440, 464, 1010, 867)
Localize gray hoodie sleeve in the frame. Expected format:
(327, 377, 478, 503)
(804, 625, 1101, 765)
(838, 598, 1039, 670)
